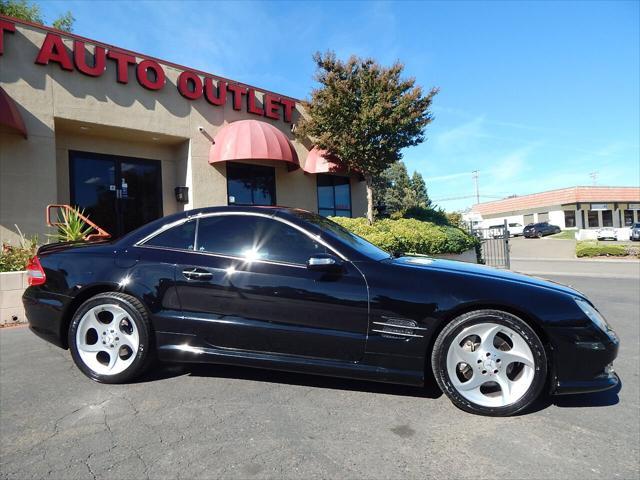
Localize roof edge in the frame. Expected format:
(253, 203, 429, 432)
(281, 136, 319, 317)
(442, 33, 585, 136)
(0, 14, 301, 103)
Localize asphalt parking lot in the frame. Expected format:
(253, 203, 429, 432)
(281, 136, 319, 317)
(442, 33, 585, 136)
(1, 273, 639, 480)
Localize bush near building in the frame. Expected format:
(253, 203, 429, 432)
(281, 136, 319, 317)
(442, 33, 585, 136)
(329, 217, 478, 255)
(0, 240, 37, 272)
(576, 241, 639, 258)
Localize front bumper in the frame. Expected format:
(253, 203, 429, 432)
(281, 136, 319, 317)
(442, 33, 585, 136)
(554, 366, 620, 395)
(551, 327, 620, 395)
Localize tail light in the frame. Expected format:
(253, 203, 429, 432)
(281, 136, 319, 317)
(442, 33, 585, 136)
(26, 256, 46, 286)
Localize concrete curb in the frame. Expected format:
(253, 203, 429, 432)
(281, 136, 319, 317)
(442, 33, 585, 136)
(511, 257, 640, 263)
(514, 270, 640, 280)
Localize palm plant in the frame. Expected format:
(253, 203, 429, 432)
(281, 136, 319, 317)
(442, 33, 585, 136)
(49, 208, 93, 242)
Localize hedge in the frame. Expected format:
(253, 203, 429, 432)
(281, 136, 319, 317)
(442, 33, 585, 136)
(329, 217, 478, 255)
(576, 241, 639, 258)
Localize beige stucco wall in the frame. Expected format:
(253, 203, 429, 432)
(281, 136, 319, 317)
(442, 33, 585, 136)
(0, 20, 367, 245)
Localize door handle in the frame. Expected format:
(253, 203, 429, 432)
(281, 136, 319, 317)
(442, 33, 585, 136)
(182, 268, 213, 280)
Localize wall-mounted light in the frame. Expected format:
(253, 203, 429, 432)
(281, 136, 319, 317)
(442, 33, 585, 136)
(198, 126, 215, 144)
(175, 186, 189, 203)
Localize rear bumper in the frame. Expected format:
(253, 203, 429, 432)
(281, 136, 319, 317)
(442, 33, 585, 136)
(22, 287, 70, 349)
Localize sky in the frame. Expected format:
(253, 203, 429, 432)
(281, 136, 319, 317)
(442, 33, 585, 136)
(39, 0, 640, 211)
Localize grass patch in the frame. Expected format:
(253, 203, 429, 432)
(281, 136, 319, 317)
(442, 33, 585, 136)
(549, 229, 577, 240)
(576, 241, 639, 258)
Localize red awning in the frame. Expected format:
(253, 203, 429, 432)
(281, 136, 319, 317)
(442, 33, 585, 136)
(0, 86, 27, 138)
(303, 146, 346, 174)
(209, 119, 299, 169)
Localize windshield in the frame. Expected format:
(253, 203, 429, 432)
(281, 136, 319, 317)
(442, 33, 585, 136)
(291, 210, 391, 261)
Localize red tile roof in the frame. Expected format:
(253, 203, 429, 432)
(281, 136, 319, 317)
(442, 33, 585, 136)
(472, 186, 640, 216)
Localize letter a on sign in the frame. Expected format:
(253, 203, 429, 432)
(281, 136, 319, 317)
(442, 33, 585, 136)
(35, 33, 73, 71)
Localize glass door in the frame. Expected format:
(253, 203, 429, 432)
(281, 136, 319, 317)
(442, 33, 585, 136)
(119, 159, 163, 234)
(70, 151, 163, 238)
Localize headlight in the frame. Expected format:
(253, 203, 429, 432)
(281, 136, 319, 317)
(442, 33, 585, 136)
(575, 297, 610, 333)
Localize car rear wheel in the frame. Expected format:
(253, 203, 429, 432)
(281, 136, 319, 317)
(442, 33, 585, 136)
(431, 310, 547, 416)
(69, 292, 154, 384)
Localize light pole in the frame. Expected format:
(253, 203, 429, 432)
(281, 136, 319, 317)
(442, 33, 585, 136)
(472, 170, 480, 204)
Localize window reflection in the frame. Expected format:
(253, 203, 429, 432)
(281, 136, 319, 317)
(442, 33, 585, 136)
(196, 215, 326, 265)
(227, 162, 276, 206)
(317, 175, 351, 217)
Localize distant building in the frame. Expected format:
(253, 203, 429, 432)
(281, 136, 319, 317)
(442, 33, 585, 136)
(468, 186, 640, 229)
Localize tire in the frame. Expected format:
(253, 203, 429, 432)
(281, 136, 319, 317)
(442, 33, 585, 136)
(68, 292, 154, 384)
(536, 232, 543, 238)
(431, 310, 547, 416)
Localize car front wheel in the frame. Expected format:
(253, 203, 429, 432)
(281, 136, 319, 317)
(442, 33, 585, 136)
(431, 310, 547, 416)
(69, 292, 154, 384)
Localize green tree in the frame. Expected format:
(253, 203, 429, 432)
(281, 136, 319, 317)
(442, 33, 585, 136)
(375, 162, 432, 215)
(297, 51, 438, 222)
(0, 0, 42, 22)
(384, 162, 413, 214)
(52, 10, 74, 32)
(410, 171, 432, 208)
(1, 0, 74, 32)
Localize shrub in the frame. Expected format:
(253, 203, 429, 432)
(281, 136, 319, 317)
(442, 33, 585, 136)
(0, 226, 38, 272)
(395, 205, 450, 226)
(329, 217, 478, 255)
(575, 241, 636, 258)
(48, 207, 93, 242)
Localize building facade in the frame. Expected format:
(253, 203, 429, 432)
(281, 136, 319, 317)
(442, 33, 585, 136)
(469, 186, 640, 230)
(0, 17, 366, 244)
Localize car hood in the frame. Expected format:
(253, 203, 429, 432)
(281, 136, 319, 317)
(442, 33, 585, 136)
(385, 256, 582, 297)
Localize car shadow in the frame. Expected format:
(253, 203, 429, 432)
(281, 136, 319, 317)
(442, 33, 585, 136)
(138, 362, 444, 399)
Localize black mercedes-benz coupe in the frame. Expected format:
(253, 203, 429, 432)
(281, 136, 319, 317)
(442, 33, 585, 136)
(23, 206, 619, 416)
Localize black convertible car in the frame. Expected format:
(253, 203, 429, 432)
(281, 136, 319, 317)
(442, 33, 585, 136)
(23, 206, 619, 416)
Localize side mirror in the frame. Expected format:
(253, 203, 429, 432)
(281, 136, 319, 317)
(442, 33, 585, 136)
(307, 254, 343, 272)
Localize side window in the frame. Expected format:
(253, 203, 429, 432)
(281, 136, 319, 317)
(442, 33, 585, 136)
(196, 215, 326, 265)
(144, 220, 196, 250)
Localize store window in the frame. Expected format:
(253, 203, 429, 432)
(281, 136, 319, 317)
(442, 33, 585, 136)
(196, 215, 326, 265)
(227, 162, 276, 206)
(624, 210, 634, 226)
(317, 175, 351, 217)
(564, 210, 576, 228)
(588, 210, 599, 228)
(602, 210, 613, 227)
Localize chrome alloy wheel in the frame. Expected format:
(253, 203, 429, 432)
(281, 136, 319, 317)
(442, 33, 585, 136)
(75, 304, 139, 376)
(445, 322, 535, 407)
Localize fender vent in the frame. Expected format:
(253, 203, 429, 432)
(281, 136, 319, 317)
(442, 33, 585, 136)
(372, 316, 427, 339)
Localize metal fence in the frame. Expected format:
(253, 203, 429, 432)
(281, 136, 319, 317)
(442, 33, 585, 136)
(470, 220, 511, 269)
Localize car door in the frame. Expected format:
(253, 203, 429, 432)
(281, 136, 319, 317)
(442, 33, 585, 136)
(173, 213, 369, 362)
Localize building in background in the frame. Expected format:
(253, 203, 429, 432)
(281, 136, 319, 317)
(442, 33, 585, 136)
(0, 16, 365, 244)
(468, 186, 640, 230)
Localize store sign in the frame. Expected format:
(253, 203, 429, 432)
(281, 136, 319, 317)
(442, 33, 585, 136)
(629, 203, 640, 210)
(0, 22, 296, 122)
(590, 203, 608, 211)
